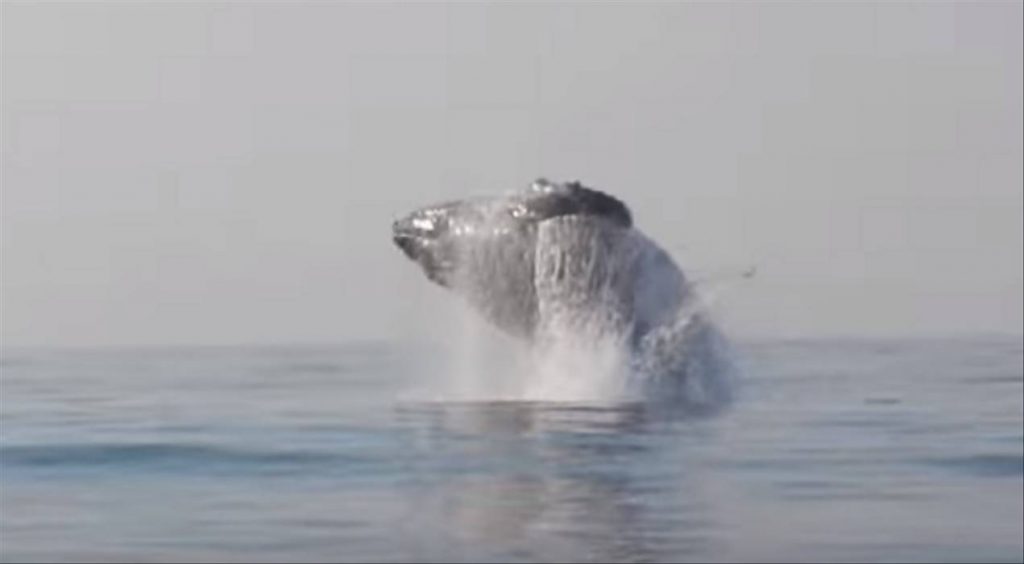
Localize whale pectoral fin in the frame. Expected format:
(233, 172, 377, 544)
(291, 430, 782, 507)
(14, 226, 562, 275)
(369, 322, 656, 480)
(533, 216, 638, 341)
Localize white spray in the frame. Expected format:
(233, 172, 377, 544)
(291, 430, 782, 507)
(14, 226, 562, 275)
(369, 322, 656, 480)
(431, 211, 746, 407)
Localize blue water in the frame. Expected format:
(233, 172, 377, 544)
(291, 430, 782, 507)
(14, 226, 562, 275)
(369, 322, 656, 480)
(1, 337, 1022, 562)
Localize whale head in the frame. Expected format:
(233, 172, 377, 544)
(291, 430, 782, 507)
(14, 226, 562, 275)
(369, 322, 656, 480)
(392, 179, 636, 337)
(392, 178, 631, 288)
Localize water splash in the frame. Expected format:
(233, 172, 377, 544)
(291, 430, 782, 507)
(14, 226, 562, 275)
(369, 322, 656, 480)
(422, 213, 742, 408)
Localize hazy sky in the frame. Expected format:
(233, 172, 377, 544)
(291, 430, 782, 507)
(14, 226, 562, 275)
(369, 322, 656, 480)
(2, 2, 1022, 348)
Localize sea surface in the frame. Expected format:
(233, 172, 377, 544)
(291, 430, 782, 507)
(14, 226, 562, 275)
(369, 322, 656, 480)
(1, 337, 1022, 563)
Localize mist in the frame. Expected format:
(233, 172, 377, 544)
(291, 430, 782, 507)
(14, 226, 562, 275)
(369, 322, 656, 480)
(2, 2, 1021, 348)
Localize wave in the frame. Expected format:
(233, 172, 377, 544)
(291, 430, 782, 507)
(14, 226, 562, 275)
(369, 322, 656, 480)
(0, 442, 354, 476)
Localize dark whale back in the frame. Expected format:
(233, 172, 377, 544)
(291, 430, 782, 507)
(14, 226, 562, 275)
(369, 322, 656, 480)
(508, 179, 632, 228)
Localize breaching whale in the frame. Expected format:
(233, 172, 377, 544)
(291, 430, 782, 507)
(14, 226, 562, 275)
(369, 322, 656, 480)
(392, 178, 732, 405)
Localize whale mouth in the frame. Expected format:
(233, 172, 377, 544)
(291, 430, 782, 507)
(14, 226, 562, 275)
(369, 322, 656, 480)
(392, 220, 455, 286)
(392, 231, 420, 260)
(392, 214, 437, 260)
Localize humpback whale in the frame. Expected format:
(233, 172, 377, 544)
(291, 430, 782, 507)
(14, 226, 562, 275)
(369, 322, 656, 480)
(392, 178, 732, 405)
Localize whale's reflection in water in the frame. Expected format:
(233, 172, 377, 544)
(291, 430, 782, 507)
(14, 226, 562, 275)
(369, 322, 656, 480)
(393, 401, 722, 562)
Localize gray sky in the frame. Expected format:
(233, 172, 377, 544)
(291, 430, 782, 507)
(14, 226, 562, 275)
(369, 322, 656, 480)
(2, 2, 1021, 348)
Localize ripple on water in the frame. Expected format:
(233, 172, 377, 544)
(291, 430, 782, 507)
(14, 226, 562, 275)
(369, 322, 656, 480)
(0, 442, 372, 479)
(917, 453, 1024, 478)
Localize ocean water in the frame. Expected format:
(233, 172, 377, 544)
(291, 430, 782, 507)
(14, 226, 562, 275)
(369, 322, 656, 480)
(1, 337, 1021, 563)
